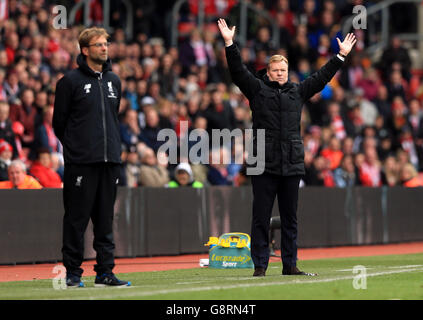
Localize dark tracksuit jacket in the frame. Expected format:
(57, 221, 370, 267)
(225, 43, 344, 269)
(53, 54, 122, 276)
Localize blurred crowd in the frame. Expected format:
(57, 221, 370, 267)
(1, 0, 423, 189)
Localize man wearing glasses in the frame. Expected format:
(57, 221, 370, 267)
(53, 27, 130, 287)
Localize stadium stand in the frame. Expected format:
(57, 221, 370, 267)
(1, 0, 423, 188)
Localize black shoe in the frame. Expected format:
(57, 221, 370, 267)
(253, 267, 266, 277)
(282, 266, 317, 276)
(94, 273, 131, 287)
(66, 274, 84, 288)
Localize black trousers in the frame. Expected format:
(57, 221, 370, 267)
(251, 172, 301, 270)
(62, 163, 119, 277)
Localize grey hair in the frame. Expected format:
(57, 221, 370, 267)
(8, 159, 26, 172)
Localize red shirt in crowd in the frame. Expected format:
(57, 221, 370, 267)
(29, 161, 62, 188)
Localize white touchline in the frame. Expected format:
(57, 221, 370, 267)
(336, 268, 376, 272)
(388, 265, 423, 269)
(337, 264, 423, 272)
(56, 267, 423, 300)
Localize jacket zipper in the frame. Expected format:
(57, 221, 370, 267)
(97, 73, 108, 162)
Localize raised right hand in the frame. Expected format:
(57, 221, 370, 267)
(217, 18, 235, 46)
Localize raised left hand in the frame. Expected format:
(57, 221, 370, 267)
(336, 33, 357, 56)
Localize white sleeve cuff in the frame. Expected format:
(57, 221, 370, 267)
(337, 54, 345, 62)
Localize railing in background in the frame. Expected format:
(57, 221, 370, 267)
(170, 0, 280, 48)
(68, 0, 133, 40)
(341, 0, 422, 56)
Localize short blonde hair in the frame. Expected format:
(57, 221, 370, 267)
(78, 27, 110, 49)
(402, 163, 418, 179)
(267, 55, 288, 69)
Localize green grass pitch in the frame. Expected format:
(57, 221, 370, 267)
(1, 253, 422, 300)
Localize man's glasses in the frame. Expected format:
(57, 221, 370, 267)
(88, 42, 111, 48)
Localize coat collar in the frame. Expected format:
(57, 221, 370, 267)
(76, 54, 112, 77)
(256, 68, 294, 91)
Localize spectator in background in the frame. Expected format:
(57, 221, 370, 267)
(32, 105, 61, 158)
(387, 65, 408, 102)
(357, 67, 381, 102)
(288, 24, 317, 72)
(347, 104, 364, 137)
(374, 114, 390, 142)
(207, 147, 232, 186)
(320, 135, 343, 170)
(333, 154, 358, 187)
(253, 26, 276, 55)
(342, 136, 355, 157)
(378, 134, 394, 162)
(179, 28, 209, 76)
(381, 155, 400, 186)
(407, 98, 423, 138)
(137, 95, 156, 129)
(399, 128, 419, 170)
(29, 148, 62, 188)
(174, 103, 191, 139)
(298, 0, 319, 33)
(386, 96, 409, 148)
(0, 68, 7, 100)
(5, 31, 19, 65)
(203, 87, 235, 134)
(148, 81, 165, 105)
(3, 69, 21, 104)
(186, 92, 203, 122)
(396, 148, 411, 170)
(157, 99, 175, 129)
(359, 146, 382, 187)
(124, 147, 141, 188)
(378, 36, 412, 82)
(166, 162, 204, 188)
(354, 87, 378, 127)
(304, 125, 322, 157)
(324, 101, 352, 140)
(305, 91, 327, 126)
(373, 85, 391, 121)
(0, 159, 42, 189)
(297, 58, 312, 82)
(50, 151, 64, 181)
(271, 0, 296, 36)
(133, 1, 156, 37)
(316, 33, 331, 60)
(119, 109, 145, 150)
(156, 53, 178, 99)
(0, 101, 18, 159)
(0, 140, 13, 181)
(203, 30, 220, 84)
(274, 9, 292, 50)
(11, 121, 27, 163)
(140, 108, 164, 152)
(9, 88, 38, 150)
(135, 80, 148, 108)
(339, 53, 363, 91)
(353, 125, 377, 154)
(138, 147, 169, 187)
(311, 9, 337, 53)
(401, 163, 423, 187)
(124, 77, 140, 111)
(304, 155, 334, 186)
